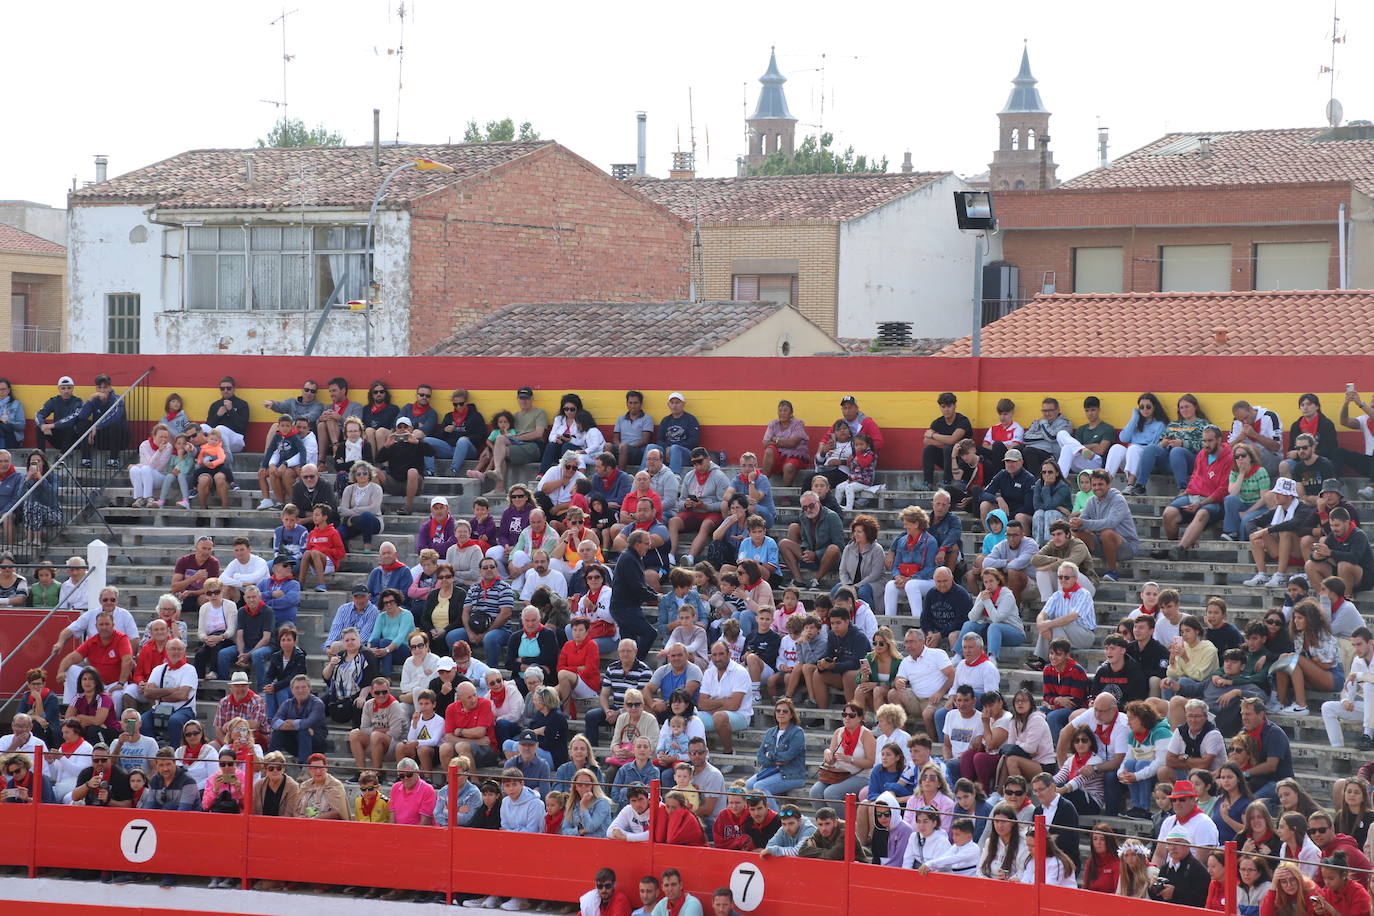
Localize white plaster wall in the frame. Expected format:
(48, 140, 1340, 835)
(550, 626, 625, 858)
(835, 173, 976, 339)
(67, 206, 411, 356)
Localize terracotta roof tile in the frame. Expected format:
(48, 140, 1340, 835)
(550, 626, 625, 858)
(426, 300, 807, 357)
(1062, 128, 1374, 194)
(628, 172, 951, 222)
(67, 142, 552, 210)
(0, 223, 65, 256)
(934, 289, 1374, 357)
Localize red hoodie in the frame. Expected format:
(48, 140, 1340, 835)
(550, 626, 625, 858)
(305, 524, 346, 566)
(1314, 835, 1372, 886)
(654, 804, 706, 846)
(712, 805, 755, 851)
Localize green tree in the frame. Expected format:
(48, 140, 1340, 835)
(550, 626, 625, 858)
(463, 118, 541, 142)
(747, 132, 888, 176)
(256, 117, 346, 148)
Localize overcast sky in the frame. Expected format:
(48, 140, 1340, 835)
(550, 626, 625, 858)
(5, 0, 1371, 207)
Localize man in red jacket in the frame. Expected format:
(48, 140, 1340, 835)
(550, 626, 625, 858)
(1156, 426, 1233, 559)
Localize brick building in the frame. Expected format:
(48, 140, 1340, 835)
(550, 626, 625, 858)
(995, 127, 1374, 301)
(65, 142, 688, 356)
(0, 223, 66, 353)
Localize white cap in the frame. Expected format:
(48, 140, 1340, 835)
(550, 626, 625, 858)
(667, 392, 685, 403)
(394, 416, 413, 427)
(430, 496, 449, 507)
(57, 376, 75, 386)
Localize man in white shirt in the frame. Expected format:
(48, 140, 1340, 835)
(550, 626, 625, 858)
(1060, 691, 1129, 817)
(890, 628, 954, 739)
(519, 550, 568, 601)
(608, 785, 653, 841)
(1153, 778, 1220, 863)
(52, 588, 139, 655)
(941, 686, 982, 781)
(1322, 626, 1374, 750)
(140, 639, 199, 743)
(1, 714, 47, 757)
(918, 818, 980, 875)
(697, 641, 752, 756)
(218, 536, 269, 605)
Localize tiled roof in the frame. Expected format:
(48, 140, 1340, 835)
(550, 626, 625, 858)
(628, 172, 951, 222)
(0, 223, 66, 256)
(935, 289, 1374, 357)
(426, 300, 817, 357)
(1061, 128, 1374, 194)
(67, 142, 553, 210)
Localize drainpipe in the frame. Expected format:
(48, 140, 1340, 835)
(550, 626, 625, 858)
(1339, 202, 1348, 289)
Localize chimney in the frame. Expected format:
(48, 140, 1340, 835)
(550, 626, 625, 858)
(94, 155, 108, 184)
(669, 150, 695, 180)
(636, 112, 647, 177)
(1213, 327, 1228, 347)
(736, 155, 746, 178)
(1097, 127, 1110, 168)
(244, 153, 256, 185)
(900, 151, 913, 174)
(373, 109, 381, 167)
(1197, 136, 1213, 157)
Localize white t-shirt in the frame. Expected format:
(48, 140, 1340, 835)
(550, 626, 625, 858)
(521, 569, 569, 600)
(221, 554, 269, 588)
(407, 712, 444, 747)
(699, 660, 753, 718)
(852, 601, 878, 640)
(609, 804, 651, 841)
(896, 648, 954, 698)
(71, 605, 139, 641)
(1067, 709, 1129, 759)
(146, 661, 199, 713)
(538, 465, 587, 505)
(953, 658, 1001, 697)
(1164, 725, 1227, 772)
(944, 709, 983, 758)
(1157, 809, 1220, 861)
(1355, 414, 1374, 457)
(777, 635, 799, 670)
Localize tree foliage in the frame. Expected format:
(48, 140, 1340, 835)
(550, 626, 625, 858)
(256, 117, 346, 148)
(463, 118, 541, 143)
(747, 132, 888, 176)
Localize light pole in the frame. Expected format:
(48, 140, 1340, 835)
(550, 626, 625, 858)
(305, 157, 455, 356)
(953, 191, 997, 357)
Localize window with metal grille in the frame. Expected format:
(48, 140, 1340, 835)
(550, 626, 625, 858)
(106, 294, 141, 354)
(187, 224, 367, 310)
(732, 274, 797, 305)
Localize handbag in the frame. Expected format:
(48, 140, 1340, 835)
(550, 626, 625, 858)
(816, 764, 850, 785)
(587, 619, 617, 640)
(998, 743, 1030, 759)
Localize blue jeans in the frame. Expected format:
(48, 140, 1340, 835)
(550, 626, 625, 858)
(831, 581, 875, 608)
(264, 687, 283, 720)
(1162, 677, 1205, 701)
(541, 439, 580, 473)
(424, 437, 477, 475)
(1101, 768, 1123, 816)
(368, 638, 410, 675)
(1122, 756, 1156, 810)
(215, 644, 242, 681)
(1137, 445, 1198, 489)
(746, 771, 807, 810)
(342, 512, 382, 547)
(1045, 706, 1075, 743)
(616, 607, 659, 662)
(958, 620, 1025, 658)
(249, 645, 274, 689)
(268, 726, 328, 764)
(448, 627, 511, 665)
(667, 445, 692, 477)
(1222, 495, 1269, 539)
(141, 706, 196, 745)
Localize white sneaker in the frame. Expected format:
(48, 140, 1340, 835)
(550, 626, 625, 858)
(1360, 486, 1374, 500)
(1243, 572, 1269, 587)
(499, 900, 528, 911)
(681, 554, 693, 566)
(462, 898, 491, 909)
(1264, 572, 1288, 588)
(1283, 704, 1309, 715)
(257, 497, 276, 510)
(480, 897, 503, 909)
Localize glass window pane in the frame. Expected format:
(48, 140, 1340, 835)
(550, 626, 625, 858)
(189, 227, 218, 250)
(314, 226, 344, 250)
(188, 254, 217, 309)
(251, 255, 281, 310)
(282, 253, 309, 309)
(218, 254, 245, 310)
(252, 227, 281, 251)
(219, 227, 245, 250)
(346, 226, 367, 249)
(282, 226, 308, 251)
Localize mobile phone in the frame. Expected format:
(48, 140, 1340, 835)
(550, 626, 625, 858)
(1348, 383, 1357, 394)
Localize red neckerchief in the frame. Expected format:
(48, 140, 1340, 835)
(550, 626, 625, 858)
(453, 539, 480, 551)
(360, 792, 379, 818)
(1335, 527, 1355, 544)
(131, 787, 145, 806)
(478, 579, 498, 596)
(905, 534, 917, 550)
(234, 743, 254, 764)
(694, 467, 710, 486)
(1062, 582, 1082, 599)
(633, 520, 653, 531)
(544, 810, 564, 834)
(1245, 722, 1265, 750)
(164, 411, 180, 424)
(372, 693, 395, 710)
(450, 407, 468, 425)
(11, 770, 32, 794)
(270, 573, 292, 586)
(0, 466, 14, 481)
(1251, 417, 1264, 433)
(1137, 604, 1156, 616)
(1241, 464, 1261, 480)
(411, 404, 426, 418)
(182, 742, 202, 767)
(382, 560, 406, 572)
(529, 527, 547, 549)
(60, 740, 82, 757)
(1300, 415, 1320, 437)
(166, 657, 189, 670)
(1067, 751, 1093, 780)
(243, 602, 262, 617)
(840, 725, 861, 755)
(29, 687, 51, 703)
(1093, 718, 1115, 748)
(332, 399, 350, 415)
(989, 586, 1003, 607)
(280, 427, 298, 438)
(966, 652, 990, 668)
(146, 436, 161, 451)
(1132, 729, 1148, 743)
(369, 402, 387, 414)
(1332, 596, 1347, 614)
(585, 586, 603, 608)
(226, 690, 257, 710)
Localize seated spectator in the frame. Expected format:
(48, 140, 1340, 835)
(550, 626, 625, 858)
(1056, 692, 1128, 817)
(128, 423, 173, 509)
(760, 399, 810, 487)
(921, 816, 981, 876)
(1216, 443, 1274, 544)
(1028, 563, 1096, 669)
(261, 623, 307, 720)
(27, 561, 60, 610)
(191, 578, 236, 679)
(1054, 395, 1117, 478)
(1203, 596, 1245, 653)
(255, 558, 298, 637)
(810, 701, 877, 802)
(1106, 394, 1169, 490)
(139, 638, 197, 743)
(696, 640, 753, 755)
(440, 681, 497, 770)
(1117, 700, 1173, 819)
(919, 393, 972, 491)
(1030, 519, 1097, 600)
(348, 676, 406, 775)
(300, 504, 346, 594)
(968, 517, 1037, 603)
(1069, 469, 1137, 581)
(961, 567, 1024, 659)
(1162, 613, 1218, 701)
(1229, 400, 1284, 476)
(645, 645, 704, 717)
(746, 696, 807, 802)
(1243, 477, 1317, 589)
(1155, 425, 1233, 559)
(417, 496, 458, 560)
(1282, 430, 1338, 505)
(890, 627, 954, 739)
(214, 671, 269, 748)
(1237, 697, 1292, 798)
(1307, 507, 1374, 598)
(18, 671, 61, 748)
(221, 545, 270, 639)
(1132, 393, 1209, 494)
(1030, 461, 1072, 545)
(1273, 599, 1341, 715)
(368, 587, 415, 675)
(268, 674, 328, 764)
(882, 506, 938, 618)
(779, 491, 844, 589)
(979, 449, 1036, 531)
(669, 448, 728, 567)
(0, 380, 23, 453)
(1322, 625, 1374, 750)
(373, 420, 433, 514)
(2, 749, 55, 805)
(1090, 633, 1150, 706)
(804, 607, 870, 712)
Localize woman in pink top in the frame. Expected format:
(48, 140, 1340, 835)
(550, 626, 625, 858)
(761, 400, 810, 486)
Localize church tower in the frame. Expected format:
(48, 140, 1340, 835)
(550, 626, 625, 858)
(746, 48, 797, 167)
(989, 45, 1058, 190)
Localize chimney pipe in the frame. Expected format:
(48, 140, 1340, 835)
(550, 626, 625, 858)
(1197, 136, 1212, 157)
(94, 155, 108, 183)
(373, 109, 381, 167)
(636, 112, 647, 177)
(1097, 127, 1110, 168)
(244, 152, 256, 185)
(901, 151, 913, 174)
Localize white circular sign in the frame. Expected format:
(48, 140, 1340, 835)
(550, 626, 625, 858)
(119, 819, 158, 863)
(729, 861, 765, 912)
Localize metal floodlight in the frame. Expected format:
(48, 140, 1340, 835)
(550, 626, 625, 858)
(954, 191, 996, 230)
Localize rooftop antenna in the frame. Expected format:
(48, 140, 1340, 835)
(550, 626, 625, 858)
(1321, 0, 1345, 127)
(688, 87, 698, 165)
(263, 7, 297, 116)
(391, 1, 410, 143)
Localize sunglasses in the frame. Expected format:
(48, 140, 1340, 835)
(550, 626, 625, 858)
(510, 493, 528, 500)
(185, 730, 202, 737)
(1057, 575, 1075, 580)
(562, 406, 577, 412)
(101, 597, 118, 603)
(1003, 789, 1025, 796)
(362, 785, 378, 792)
(266, 765, 284, 772)
(219, 385, 234, 391)
(303, 386, 318, 393)
(624, 701, 643, 708)
(452, 400, 466, 406)
(220, 761, 235, 768)
(417, 393, 431, 399)
(437, 574, 454, 580)
(206, 590, 221, 596)
(842, 711, 859, 718)
(596, 883, 615, 890)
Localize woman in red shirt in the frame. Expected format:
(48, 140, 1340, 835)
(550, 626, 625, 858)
(555, 618, 601, 704)
(1081, 822, 1121, 893)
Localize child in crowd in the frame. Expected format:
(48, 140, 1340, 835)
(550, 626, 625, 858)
(946, 438, 986, 512)
(469, 497, 496, 550)
(543, 791, 567, 834)
(273, 503, 309, 562)
(156, 433, 196, 509)
(710, 573, 749, 643)
(769, 613, 807, 701)
(977, 398, 1023, 469)
(1072, 469, 1094, 513)
(773, 586, 803, 634)
(301, 504, 346, 592)
(668, 761, 700, 813)
(693, 563, 724, 617)
(721, 619, 745, 663)
(980, 511, 1006, 554)
(835, 433, 881, 511)
(585, 494, 616, 547)
(192, 428, 230, 509)
(657, 717, 693, 767)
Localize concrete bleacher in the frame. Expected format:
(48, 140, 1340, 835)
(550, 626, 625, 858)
(41, 454, 1374, 827)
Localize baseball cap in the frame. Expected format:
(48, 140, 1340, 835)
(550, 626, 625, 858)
(839, 396, 857, 406)
(350, 583, 370, 596)
(517, 730, 538, 744)
(516, 387, 534, 398)
(57, 376, 75, 386)
(1272, 477, 1299, 497)
(667, 392, 685, 403)
(435, 657, 457, 672)
(430, 496, 449, 507)
(228, 671, 250, 685)
(394, 416, 413, 428)
(1004, 448, 1024, 462)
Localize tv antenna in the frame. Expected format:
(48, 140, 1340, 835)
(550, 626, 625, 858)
(1320, 1, 1345, 127)
(262, 7, 298, 117)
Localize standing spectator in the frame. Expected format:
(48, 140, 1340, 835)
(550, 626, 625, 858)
(611, 530, 663, 660)
(1070, 469, 1138, 581)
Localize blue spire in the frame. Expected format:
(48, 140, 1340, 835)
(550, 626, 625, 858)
(1001, 45, 1048, 113)
(750, 47, 794, 121)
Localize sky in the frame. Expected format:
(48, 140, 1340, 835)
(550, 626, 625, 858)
(4, 0, 1372, 207)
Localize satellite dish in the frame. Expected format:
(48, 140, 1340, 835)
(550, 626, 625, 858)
(1327, 98, 1344, 128)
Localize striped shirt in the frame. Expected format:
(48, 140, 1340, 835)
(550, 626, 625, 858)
(602, 659, 653, 708)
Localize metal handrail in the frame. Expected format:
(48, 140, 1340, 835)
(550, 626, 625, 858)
(0, 365, 153, 531)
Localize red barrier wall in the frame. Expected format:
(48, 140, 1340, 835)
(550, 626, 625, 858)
(0, 610, 80, 695)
